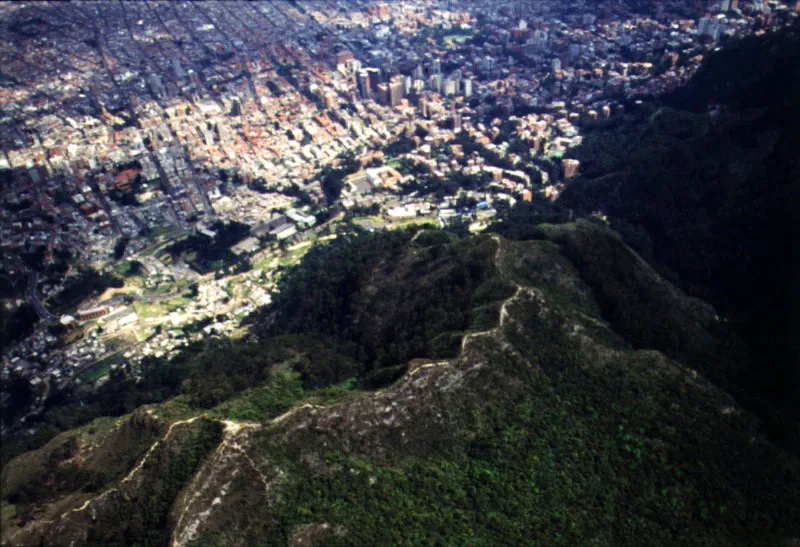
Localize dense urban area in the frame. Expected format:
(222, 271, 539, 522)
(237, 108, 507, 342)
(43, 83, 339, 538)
(1, 0, 798, 431)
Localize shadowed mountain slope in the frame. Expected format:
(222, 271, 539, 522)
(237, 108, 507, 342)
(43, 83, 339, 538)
(3, 227, 799, 546)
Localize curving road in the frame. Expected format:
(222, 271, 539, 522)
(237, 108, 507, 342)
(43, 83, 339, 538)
(27, 271, 58, 321)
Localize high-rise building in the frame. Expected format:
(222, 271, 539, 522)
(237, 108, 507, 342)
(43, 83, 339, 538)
(463, 78, 473, 98)
(147, 73, 165, 98)
(323, 91, 336, 109)
(336, 50, 355, 66)
(378, 3, 390, 20)
(389, 76, 404, 107)
(532, 30, 549, 51)
(172, 59, 185, 79)
(376, 83, 389, 106)
(444, 77, 457, 96)
(403, 75, 412, 96)
(697, 16, 721, 40)
(357, 70, 371, 99)
(366, 68, 381, 90)
(452, 106, 462, 133)
(428, 73, 443, 94)
(562, 159, 580, 179)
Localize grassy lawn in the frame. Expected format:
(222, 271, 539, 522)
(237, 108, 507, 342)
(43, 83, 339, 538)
(352, 215, 435, 231)
(387, 216, 437, 230)
(147, 225, 183, 241)
(387, 159, 404, 170)
(141, 278, 194, 299)
(124, 275, 144, 288)
(78, 354, 121, 383)
(142, 282, 173, 297)
(254, 256, 278, 270)
(133, 301, 166, 319)
(352, 216, 385, 230)
(133, 326, 155, 342)
(287, 240, 313, 252)
(138, 229, 184, 257)
(443, 33, 471, 46)
(351, 216, 378, 224)
(112, 260, 144, 280)
(162, 295, 193, 313)
(278, 246, 312, 267)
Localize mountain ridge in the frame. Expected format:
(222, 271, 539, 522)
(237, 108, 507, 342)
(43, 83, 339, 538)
(3, 225, 799, 546)
(4, 22, 800, 546)
(556, 21, 800, 450)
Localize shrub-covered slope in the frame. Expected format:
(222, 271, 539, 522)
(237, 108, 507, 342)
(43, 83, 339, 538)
(3, 227, 799, 546)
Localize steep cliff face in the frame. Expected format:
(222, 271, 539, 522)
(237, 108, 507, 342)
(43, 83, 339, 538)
(3, 227, 800, 546)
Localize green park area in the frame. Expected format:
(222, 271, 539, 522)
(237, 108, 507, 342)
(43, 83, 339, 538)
(387, 216, 437, 230)
(78, 355, 118, 383)
(386, 158, 404, 170)
(353, 214, 437, 232)
(443, 33, 471, 46)
(278, 244, 313, 267)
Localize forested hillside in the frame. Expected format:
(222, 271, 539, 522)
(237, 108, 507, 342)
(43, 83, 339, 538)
(3, 225, 800, 546)
(557, 20, 800, 451)
(3, 21, 800, 547)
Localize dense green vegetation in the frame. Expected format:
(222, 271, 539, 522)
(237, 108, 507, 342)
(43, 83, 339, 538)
(164, 221, 250, 274)
(266, 228, 507, 373)
(383, 135, 416, 157)
(1, 337, 300, 464)
(540, 222, 745, 388)
(114, 259, 143, 278)
(556, 21, 800, 451)
(85, 418, 222, 546)
(263, 230, 412, 341)
(271, 358, 800, 545)
(208, 367, 303, 422)
(318, 152, 360, 203)
(112, 237, 128, 260)
(0, 303, 38, 354)
(5, 224, 800, 545)
(4, 24, 800, 546)
(46, 268, 124, 313)
(190, 235, 800, 545)
(3, 413, 160, 509)
(0, 370, 35, 427)
(1, 226, 501, 463)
